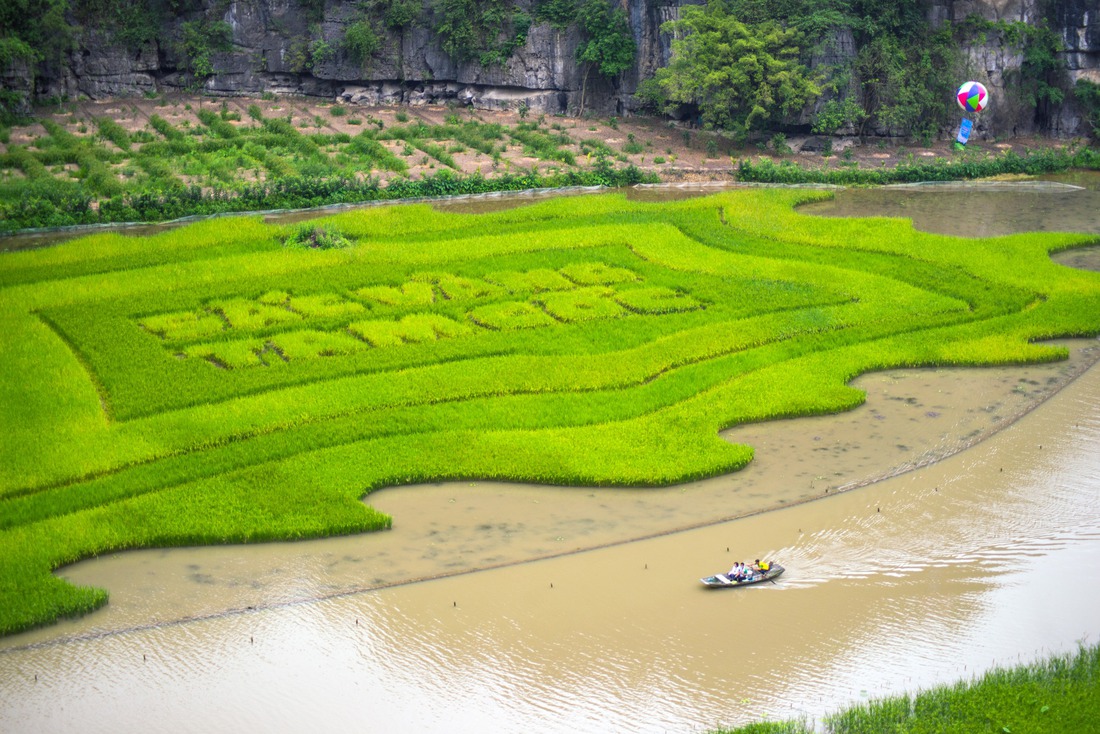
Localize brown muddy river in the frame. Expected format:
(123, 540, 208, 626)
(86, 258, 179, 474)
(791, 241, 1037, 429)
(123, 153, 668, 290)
(1, 181, 1099, 733)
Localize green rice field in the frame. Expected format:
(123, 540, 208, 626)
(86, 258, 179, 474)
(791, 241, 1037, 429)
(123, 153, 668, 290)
(1, 189, 1099, 635)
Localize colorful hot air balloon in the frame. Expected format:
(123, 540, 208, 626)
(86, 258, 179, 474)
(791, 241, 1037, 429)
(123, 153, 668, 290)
(956, 81, 988, 113)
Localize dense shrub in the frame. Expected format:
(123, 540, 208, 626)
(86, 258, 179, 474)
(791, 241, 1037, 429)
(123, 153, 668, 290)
(736, 147, 1100, 185)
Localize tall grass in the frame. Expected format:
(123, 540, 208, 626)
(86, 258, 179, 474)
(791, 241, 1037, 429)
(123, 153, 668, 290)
(346, 133, 408, 173)
(1, 190, 1098, 636)
(196, 108, 239, 139)
(714, 642, 1100, 733)
(509, 121, 577, 165)
(148, 114, 184, 141)
(94, 116, 132, 152)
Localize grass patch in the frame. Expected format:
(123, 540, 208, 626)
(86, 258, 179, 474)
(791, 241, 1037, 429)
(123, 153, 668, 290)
(284, 224, 352, 250)
(715, 642, 1100, 733)
(509, 121, 576, 165)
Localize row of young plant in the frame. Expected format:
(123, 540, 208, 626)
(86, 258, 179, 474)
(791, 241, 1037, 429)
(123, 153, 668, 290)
(2, 190, 1099, 636)
(35, 228, 848, 423)
(17, 187, 1016, 426)
(4, 300, 865, 535)
(716, 642, 1100, 734)
(0, 106, 653, 233)
(0, 165, 655, 234)
(736, 145, 1100, 185)
(0, 206, 1082, 464)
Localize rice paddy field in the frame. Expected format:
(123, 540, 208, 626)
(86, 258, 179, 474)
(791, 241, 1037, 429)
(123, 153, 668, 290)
(1, 187, 1100, 637)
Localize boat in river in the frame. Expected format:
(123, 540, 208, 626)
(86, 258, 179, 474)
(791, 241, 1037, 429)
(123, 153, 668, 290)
(701, 564, 785, 588)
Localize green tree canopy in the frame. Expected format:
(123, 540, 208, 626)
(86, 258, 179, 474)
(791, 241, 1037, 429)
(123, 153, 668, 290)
(433, 0, 531, 66)
(575, 0, 636, 78)
(179, 18, 233, 89)
(574, 0, 636, 114)
(645, 1, 819, 139)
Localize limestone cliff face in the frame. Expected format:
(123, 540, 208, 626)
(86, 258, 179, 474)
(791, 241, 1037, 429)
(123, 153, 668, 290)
(10, 0, 1100, 137)
(927, 0, 1100, 135)
(34, 0, 594, 112)
(1047, 0, 1100, 132)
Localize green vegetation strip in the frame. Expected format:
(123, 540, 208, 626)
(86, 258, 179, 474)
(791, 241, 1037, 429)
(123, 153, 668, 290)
(738, 146, 1100, 185)
(1, 189, 1098, 636)
(0, 109, 648, 233)
(716, 642, 1100, 734)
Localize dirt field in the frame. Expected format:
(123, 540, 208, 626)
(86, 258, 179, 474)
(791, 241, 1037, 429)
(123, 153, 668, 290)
(4, 93, 1076, 187)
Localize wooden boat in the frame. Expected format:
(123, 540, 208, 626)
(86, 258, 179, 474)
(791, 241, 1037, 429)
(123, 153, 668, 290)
(700, 564, 784, 588)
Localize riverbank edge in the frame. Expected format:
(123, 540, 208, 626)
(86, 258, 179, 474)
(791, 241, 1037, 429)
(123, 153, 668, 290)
(2, 186, 1097, 640)
(713, 641, 1100, 733)
(6, 344, 1094, 654)
(2, 146, 1097, 238)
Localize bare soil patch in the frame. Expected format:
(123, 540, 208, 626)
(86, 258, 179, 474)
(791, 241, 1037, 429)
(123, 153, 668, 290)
(4, 93, 1080, 185)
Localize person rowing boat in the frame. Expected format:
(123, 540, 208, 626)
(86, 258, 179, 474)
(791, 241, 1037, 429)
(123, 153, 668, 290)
(701, 562, 784, 588)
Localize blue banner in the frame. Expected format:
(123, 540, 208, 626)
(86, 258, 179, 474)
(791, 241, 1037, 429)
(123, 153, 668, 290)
(956, 118, 973, 145)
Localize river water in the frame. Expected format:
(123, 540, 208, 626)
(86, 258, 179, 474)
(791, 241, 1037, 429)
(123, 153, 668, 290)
(1, 179, 1099, 733)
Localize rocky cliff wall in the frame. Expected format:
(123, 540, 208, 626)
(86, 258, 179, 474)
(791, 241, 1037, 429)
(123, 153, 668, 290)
(928, 0, 1100, 135)
(9, 0, 1100, 138)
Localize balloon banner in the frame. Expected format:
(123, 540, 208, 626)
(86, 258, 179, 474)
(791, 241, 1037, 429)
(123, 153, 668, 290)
(956, 118, 973, 146)
(956, 82, 988, 113)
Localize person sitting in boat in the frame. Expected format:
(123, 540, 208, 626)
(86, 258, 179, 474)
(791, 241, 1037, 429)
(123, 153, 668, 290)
(727, 562, 742, 581)
(755, 559, 770, 573)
